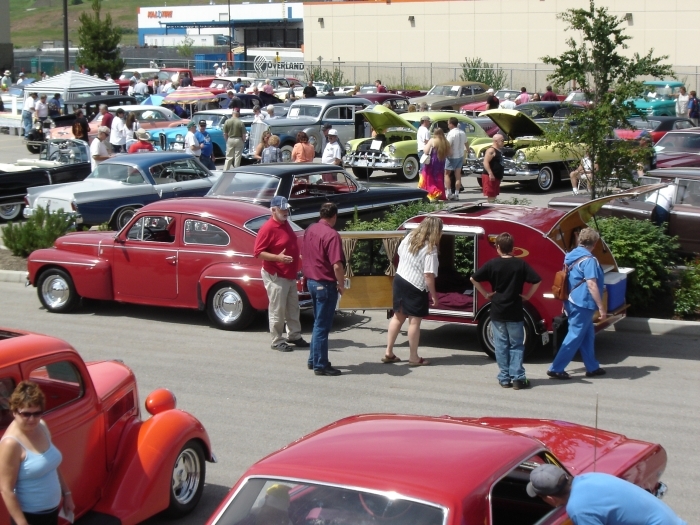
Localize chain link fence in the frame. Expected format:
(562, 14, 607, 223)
(8, 51, 700, 93)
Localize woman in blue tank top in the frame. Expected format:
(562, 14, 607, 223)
(0, 381, 74, 525)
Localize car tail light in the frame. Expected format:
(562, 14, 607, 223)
(145, 388, 177, 415)
(23, 196, 29, 206)
(71, 200, 78, 212)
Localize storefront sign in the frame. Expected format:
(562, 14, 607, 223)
(147, 10, 173, 18)
(253, 55, 304, 75)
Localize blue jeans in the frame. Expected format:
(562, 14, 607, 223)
(491, 320, 526, 383)
(307, 279, 338, 370)
(21, 111, 32, 137)
(550, 302, 600, 373)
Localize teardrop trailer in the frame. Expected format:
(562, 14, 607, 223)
(337, 186, 665, 358)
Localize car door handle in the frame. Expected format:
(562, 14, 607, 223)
(173, 187, 182, 191)
(165, 255, 177, 264)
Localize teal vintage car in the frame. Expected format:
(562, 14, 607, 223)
(343, 107, 488, 181)
(628, 80, 685, 117)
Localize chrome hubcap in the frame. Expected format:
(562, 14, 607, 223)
(212, 288, 243, 323)
(0, 204, 20, 220)
(281, 148, 292, 162)
(538, 169, 553, 189)
(403, 158, 419, 180)
(171, 448, 201, 505)
(41, 275, 70, 309)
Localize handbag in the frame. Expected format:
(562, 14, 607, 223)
(420, 145, 432, 165)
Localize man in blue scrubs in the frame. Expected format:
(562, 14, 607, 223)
(527, 464, 686, 524)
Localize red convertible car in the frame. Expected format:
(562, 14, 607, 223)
(27, 199, 309, 330)
(0, 328, 214, 525)
(654, 129, 700, 168)
(205, 414, 671, 525)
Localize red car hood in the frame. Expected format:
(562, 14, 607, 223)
(656, 151, 700, 168)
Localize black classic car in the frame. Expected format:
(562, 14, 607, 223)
(0, 139, 92, 221)
(549, 171, 699, 253)
(205, 163, 428, 227)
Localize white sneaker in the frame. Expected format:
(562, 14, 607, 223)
(572, 188, 579, 195)
(450, 193, 459, 201)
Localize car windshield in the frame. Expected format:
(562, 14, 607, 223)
(87, 164, 145, 183)
(495, 90, 518, 99)
(211, 478, 445, 525)
(287, 104, 322, 118)
(158, 71, 175, 82)
(427, 85, 460, 96)
(565, 92, 585, 102)
(629, 119, 661, 130)
(208, 171, 280, 199)
(245, 214, 303, 233)
(655, 133, 700, 153)
(642, 85, 679, 101)
(194, 113, 228, 128)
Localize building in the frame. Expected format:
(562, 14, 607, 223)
(302, 0, 700, 88)
(137, 3, 303, 49)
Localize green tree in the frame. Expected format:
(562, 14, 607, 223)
(75, 0, 126, 79)
(540, 0, 674, 198)
(175, 36, 195, 60)
(460, 57, 507, 90)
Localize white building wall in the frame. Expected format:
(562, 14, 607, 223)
(303, 0, 700, 67)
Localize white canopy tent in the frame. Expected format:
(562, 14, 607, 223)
(23, 71, 119, 103)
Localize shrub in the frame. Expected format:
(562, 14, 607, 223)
(304, 66, 349, 88)
(674, 259, 700, 318)
(493, 197, 532, 206)
(594, 217, 679, 309)
(1, 206, 74, 258)
(345, 201, 442, 232)
(460, 57, 507, 90)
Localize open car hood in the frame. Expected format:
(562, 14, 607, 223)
(356, 105, 417, 135)
(479, 109, 544, 139)
(546, 183, 670, 251)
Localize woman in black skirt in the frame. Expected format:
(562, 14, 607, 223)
(382, 216, 443, 366)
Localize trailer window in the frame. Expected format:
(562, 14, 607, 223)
(434, 235, 476, 313)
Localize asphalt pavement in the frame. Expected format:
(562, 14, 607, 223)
(0, 281, 697, 523)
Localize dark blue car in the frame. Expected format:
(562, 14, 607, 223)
(24, 151, 221, 229)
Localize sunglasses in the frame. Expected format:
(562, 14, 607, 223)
(18, 410, 43, 418)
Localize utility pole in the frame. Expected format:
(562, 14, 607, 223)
(62, 0, 69, 71)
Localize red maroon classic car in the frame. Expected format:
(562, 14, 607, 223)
(654, 129, 700, 169)
(27, 199, 309, 330)
(338, 197, 637, 359)
(205, 414, 671, 525)
(0, 328, 214, 525)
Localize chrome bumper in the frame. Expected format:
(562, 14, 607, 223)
(23, 206, 34, 218)
(343, 152, 403, 171)
(464, 159, 540, 180)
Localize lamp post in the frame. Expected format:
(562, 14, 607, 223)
(62, 0, 69, 71)
(227, 0, 233, 64)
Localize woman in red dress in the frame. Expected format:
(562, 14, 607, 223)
(482, 134, 505, 202)
(418, 128, 450, 201)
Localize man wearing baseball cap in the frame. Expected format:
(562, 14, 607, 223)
(321, 129, 342, 165)
(195, 120, 216, 169)
(253, 196, 308, 352)
(184, 121, 201, 158)
(417, 115, 431, 161)
(527, 464, 686, 524)
(486, 88, 499, 110)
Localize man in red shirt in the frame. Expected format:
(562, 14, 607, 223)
(128, 128, 155, 153)
(302, 203, 346, 376)
(541, 85, 559, 102)
(375, 79, 387, 93)
(254, 196, 309, 352)
(99, 104, 113, 130)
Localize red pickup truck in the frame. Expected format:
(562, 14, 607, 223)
(157, 68, 216, 88)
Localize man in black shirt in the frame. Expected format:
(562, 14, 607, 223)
(303, 80, 317, 98)
(486, 88, 499, 110)
(471, 233, 541, 389)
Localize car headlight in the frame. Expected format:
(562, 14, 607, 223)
(33, 121, 41, 130)
(467, 147, 476, 160)
(514, 150, 526, 164)
(175, 134, 183, 142)
(345, 142, 351, 152)
(388, 145, 396, 154)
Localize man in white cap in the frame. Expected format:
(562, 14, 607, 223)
(321, 129, 342, 165)
(0, 70, 11, 90)
(214, 63, 222, 76)
(527, 464, 686, 525)
(253, 196, 308, 352)
(499, 93, 516, 110)
(183, 121, 201, 157)
(90, 126, 112, 170)
(17, 72, 29, 86)
(486, 88, 499, 110)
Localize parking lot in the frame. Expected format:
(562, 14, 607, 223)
(0, 131, 697, 522)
